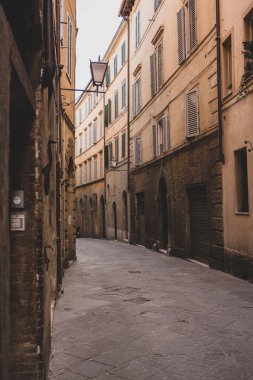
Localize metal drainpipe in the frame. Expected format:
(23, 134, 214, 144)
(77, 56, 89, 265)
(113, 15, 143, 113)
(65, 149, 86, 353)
(126, 16, 131, 191)
(216, 0, 225, 164)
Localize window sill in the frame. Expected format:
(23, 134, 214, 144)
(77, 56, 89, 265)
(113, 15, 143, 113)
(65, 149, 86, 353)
(223, 89, 233, 100)
(235, 211, 250, 216)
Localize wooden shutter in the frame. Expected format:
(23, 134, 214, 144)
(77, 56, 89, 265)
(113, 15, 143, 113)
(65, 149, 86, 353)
(122, 133, 126, 158)
(132, 82, 136, 117)
(136, 77, 141, 113)
(152, 125, 158, 157)
(186, 90, 199, 137)
(105, 145, 109, 169)
(150, 53, 157, 96)
(177, 8, 186, 64)
(135, 136, 141, 166)
(106, 66, 111, 87)
(60, 0, 64, 42)
(93, 121, 97, 143)
(159, 115, 168, 152)
(189, 0, 197, 51)
(157, 43, 163, 89)
(104, 104, 108, 128)
(115, 138, 119, 162)
(108, 99, 111, 123)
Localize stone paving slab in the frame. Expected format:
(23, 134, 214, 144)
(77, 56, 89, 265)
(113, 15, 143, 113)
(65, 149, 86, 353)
(49, 239, 253, 380)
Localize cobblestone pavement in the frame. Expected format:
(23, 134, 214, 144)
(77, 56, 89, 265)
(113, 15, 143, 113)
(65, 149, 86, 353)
(49, 239, 253, 380)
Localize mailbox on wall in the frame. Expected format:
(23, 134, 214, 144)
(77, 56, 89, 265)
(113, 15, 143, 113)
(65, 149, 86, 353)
(10, 190, 26, 231)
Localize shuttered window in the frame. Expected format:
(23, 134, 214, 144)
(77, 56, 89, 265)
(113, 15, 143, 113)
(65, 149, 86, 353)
(114, 55, 118, 77)
(100, 153, 103, 177)
(152, 125, 159, 158)
(105, 146, 109, 169)
(122, 132, 126, 159)
(135, 11, 141, 49)
(105, 66, 111, 87)
(154, 0, 161, 11)
(108, 142, 113, 162)
(177, 0, 197, 64)
(94, 157, 97, 180)
(121, 41, 126, 65)
(115, 137, 119, 162)
(89, 124, 93, 146)
(67, 16, 72, 78)
(115, 91, 119, 119)
(150, 42, 163, 96)
(189, 0, 197, 52)
(93, 120, 97, 143)
(150, 53, 157, 96)
(108, 99, 111, 124)
(122, 82, 126, 109)
(135, 136, 142, 166)
(177, 8, 186, 64)
(60, 0, 64, 44)
(186, 90, 199, 137)
(132, 77, 141, 117)
(159, 115, 168, 153)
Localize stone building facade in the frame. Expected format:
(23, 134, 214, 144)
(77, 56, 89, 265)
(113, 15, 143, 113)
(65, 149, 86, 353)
(0, 1, 76, 379)
(75, 82, 105, 238)
(59, 0, 77, 269)
(75, 21, 130, 242)
(220, 0, 253, 280)
(120, 0, 224, 269)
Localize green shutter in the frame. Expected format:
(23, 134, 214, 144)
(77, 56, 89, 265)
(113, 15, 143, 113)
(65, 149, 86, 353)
(105, 145, 109, 169)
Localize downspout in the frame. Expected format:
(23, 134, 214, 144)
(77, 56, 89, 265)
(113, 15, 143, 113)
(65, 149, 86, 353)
(126, 16, 131, 191)
(216, 0, 225, 164)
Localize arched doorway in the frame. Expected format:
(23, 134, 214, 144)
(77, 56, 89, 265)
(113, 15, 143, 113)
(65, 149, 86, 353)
(158, 178, 168, 250)
(112, 202, 117, 240)
(122, 191, 128, 240)
(100, 196, 106, 238)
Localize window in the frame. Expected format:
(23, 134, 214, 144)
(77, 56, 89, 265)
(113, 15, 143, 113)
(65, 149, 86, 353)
(177, 0, 197, 64)
(93, 120, 97, 144)
(114, 56, 118, 77)
(122, 82, 126, 110)
(244, 10, 253, 77)
(84, 128, 87, 151)
(89, 123, 93, 146)
(115, 137, 119, 162)
(132, 76, 141, 117)
(152, 115, 169, 158)
(104, 99, 111, 128)
(79, 133, 83, 154)
(121, 41, 126, 65)
(84, 162, 87, 183)
(115, 91, 119, 119)
(88, 160, 92, 182)
(100, 152, 103, 177)
(105, 66, 111, 87)
(67, 15, 72, 78)
(122, 132, 126, 159)
(154, 0, 161, 11)
(135, 11, 141, 49)
(60, 0, 64, 44)
(223, 36, 232, 93)
(79, 164, 82, 184)
(150, 41, 163, 96)
(99, 111, 103, 138)
(135, 136, 142, 166)
(108, 142, 113, 163)
(94, 157, 97, 180)
(235, 148, 249, 213)
(186, 89, 199, 138)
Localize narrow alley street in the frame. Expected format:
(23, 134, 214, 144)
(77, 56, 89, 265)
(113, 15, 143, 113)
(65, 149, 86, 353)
(49, 239, 253, 380)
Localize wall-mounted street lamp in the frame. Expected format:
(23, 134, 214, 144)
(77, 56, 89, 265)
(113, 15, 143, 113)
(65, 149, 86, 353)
(90, 59, 108, 92)
(61, 58, 108, 94)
